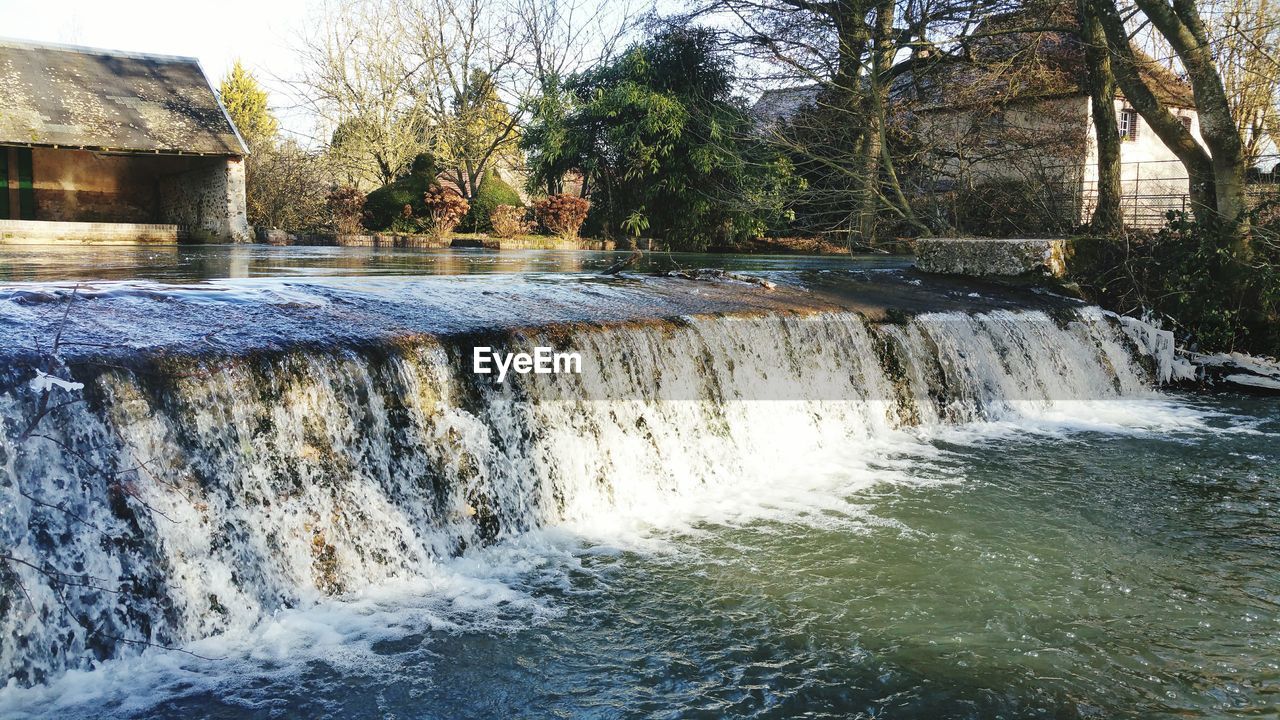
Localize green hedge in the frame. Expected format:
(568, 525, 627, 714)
(363, 154, 439, 231)
(463, 171, 523, 232)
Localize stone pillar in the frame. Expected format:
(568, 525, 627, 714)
(222, 157, 250, 242)
(157, 156, 251, 242)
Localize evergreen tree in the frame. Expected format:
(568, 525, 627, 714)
(219, 60, 280, 152)
(521, 28, 796, 249)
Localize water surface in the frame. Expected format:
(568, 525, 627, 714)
(0, 245, 1273, 720)
(0, 244, 906, 283)
(7, 394, 1276, 719)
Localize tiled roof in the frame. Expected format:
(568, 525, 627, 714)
(0, 38, 247, 155)
(752, 85, 821, 123)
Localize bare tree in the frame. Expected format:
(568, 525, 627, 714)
(1206, 0, 1280, 166)
(296, 0, 430, 189)
(509, 0, 637, 91)
(247, 140, 335, 232)
(688, 0, 1032, 244)
(403, 0, 524, 199)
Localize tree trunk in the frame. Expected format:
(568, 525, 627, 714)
(1135, 0, 1249, 245)
(1089, 0, 1218, 219)
(1080, 0, 1125, 235)
(870, 0, 929, 237)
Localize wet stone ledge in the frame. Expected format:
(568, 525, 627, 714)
(915, 238, 1071, 278)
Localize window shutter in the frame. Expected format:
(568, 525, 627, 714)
(1129, 112, 1140, 141)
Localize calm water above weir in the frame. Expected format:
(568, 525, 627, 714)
(0, 243, 907, 282)
(0, 247, 1275, 720)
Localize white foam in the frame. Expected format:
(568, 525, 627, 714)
(0, 306, 1216, 705)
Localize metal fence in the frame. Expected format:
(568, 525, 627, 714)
(1079, 155, 1280, 228)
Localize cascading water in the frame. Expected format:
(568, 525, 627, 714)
(0, 299, 1177, 689)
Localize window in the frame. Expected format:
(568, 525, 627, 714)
(1118, 108, 1140, 141)
(1179, 115, 1193, 131)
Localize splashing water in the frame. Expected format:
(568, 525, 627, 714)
(3, 298, 1273, 718)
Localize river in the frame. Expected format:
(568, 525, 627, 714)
(0, 246, 1274, 719)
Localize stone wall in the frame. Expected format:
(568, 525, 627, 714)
(255, 228, 454, 248)
(257, 227, 617, 251)
(915, 237, 1072, 277)
(157, 157, 250, 242)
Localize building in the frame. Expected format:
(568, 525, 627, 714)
(0, 38, 249, 243)
(751, 9, 1205, 230)
(903, 8, 1202, 229)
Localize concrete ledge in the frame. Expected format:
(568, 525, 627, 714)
(256, 227, 618, 251)
(255, 228, 452, 248)
(915, 237, 1070, 277)
(0, 219, 186, 244)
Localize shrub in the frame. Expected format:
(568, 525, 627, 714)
(388, 204, 424, 234)
(362, 152, 440, 230)
(326, 186, 366, 235)
(954, 179, 1070, 237)
(533, 194, 591, 239)
(490, 204, 533, 238)
(246, 140, 331, 232)
(422, 185, 470, 242)
(463, 171, 523, 232)
(1070, 212, 1280, 356)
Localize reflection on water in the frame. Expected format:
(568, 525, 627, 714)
(0, 244, 907, 282)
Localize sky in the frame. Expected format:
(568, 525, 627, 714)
(0, 0, 317, 137)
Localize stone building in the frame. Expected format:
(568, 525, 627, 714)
(896, 7, 1202, 229)
(0, 38, 249, 242)
(751, 7, 1205, 231)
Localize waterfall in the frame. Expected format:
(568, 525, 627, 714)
(0, 305, 1169, 686)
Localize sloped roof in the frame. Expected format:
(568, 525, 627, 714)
(898, 6, 1196, 111)
(752, 85, 821, 123)
(0, 38, 247, 155)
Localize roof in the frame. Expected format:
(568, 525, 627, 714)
(897, 5, 1196, 111)
(0, 38, 247, 156)
(751, 85, 820, 123)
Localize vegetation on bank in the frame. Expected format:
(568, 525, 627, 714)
(1070, 213, 1280, 357)
(520, 28, 797, 249)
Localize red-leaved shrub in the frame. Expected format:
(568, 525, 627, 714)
(422, 185, 470, 241)
(532, 194, 590, 239)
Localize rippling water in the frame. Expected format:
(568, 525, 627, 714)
(6, 394, 1276, 719)
(0, 244, 906, 282)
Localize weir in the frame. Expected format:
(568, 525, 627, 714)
(0, 270, 1178, 686)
